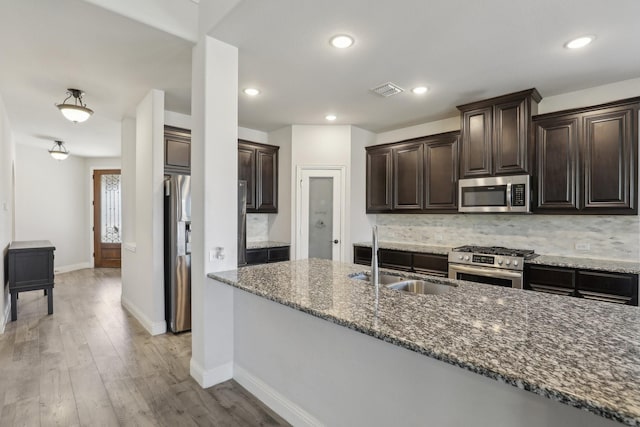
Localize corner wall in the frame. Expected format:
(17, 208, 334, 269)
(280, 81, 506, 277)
(0, 94, 15, 332)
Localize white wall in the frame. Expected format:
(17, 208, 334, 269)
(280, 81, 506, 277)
(289, 125, 352, 260)
(165, 110, 192, 129)
(120, 116, 137, 315)
(538, 77, 640, 114)
(190, 35, 238, 387)
(349, 126, 376, 261)
(0, 94, 15, 332)
(120, 89, 166, 336)
(376, 116, 460, 145)
(14, 144, 88, 271)
(266, 126, 292, 244)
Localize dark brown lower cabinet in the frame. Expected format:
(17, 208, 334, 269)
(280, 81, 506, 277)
(525, 264, 638, 306)
(246, 246, 290, 266)
(352, 246, 448, 277)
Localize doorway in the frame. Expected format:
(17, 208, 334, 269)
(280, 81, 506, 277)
(296, 167, 345, 261)
(93, 169, 122, 268)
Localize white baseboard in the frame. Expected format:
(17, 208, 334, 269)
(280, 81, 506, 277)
(190, 358, 233, 388)
(54, 262, 92, 274)
(0, 300, 10, 334)
(234, 364, 323, 427)
(120, 296, 166, 336)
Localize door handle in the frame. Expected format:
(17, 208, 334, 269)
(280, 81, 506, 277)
(333, 239, 339, 244)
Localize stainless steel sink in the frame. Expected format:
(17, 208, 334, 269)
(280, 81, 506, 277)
(387, 280, 456, 295)
(350, 272, 406, 285)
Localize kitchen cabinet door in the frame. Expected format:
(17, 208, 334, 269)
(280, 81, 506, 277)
(353, 246, 372, 266)
(576, 270, 638, 306)
(238, 144, 256, 210)
(366, 146, 393, 212)
(164, 126, 191, 174)
(238, 140, 279, 213)
(493, 98, 529, 175)
(525, 265, 576, 296)
(534, 116, 580, 211)
(256, 147, 278, 212)
(393, 142, 424, 210)
(460, 106, 492, 178)
(424, 132, 459, 211)
(379, 249, 412, 271)
(582, 105, 637, 213)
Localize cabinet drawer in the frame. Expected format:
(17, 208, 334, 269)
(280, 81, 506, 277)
(353, 246, 372, 266)
(268, 247, 290, 263)
(525, 265, 575, 291)
(577, 271, 638, 305)
(379, 250, 412, 271)
(246, 249, 268, 265)
(412, 253, 448, 276)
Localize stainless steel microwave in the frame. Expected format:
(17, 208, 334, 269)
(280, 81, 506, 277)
(458, 175, 530, 213)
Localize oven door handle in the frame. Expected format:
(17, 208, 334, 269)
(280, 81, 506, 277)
(450, 264, 523, 279)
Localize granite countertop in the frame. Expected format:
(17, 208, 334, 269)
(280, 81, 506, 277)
(354, 241, 640, 274)
(209, 259, 640, 426)
(247, 241, 290, 250)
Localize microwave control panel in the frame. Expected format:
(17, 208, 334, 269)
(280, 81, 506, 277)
(512, 184, 526, 207)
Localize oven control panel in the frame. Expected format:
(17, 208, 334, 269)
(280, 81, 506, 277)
(448, 251, 525, 271)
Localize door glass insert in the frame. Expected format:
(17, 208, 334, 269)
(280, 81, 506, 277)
(308, 177, 333, 259)
(101, 174, 122, 243)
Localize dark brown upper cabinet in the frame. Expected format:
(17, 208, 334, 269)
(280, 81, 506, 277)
(366, 146, 393, 212)
(533, 97, 638, 214)
(393, 142, 424, 210)
(457, 89, 541, 178)
(238, 140, 279, 213)
(164, 126, 191, 174)
(365, 131, 459, 213)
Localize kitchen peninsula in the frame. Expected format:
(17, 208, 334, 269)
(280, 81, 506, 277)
(208, 259, 640, 427)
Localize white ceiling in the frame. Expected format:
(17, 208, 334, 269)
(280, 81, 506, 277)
(1, 0, 640, 157)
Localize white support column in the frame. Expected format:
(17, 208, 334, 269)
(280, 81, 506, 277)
(190, 35, 239, 387)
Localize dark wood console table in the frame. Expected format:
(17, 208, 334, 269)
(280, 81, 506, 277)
(7, 240, 55, 321)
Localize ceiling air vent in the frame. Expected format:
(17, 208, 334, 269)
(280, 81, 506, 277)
(370, 82, 404, 97)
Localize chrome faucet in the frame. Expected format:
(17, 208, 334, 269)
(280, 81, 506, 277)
(372, 225, 379, 291)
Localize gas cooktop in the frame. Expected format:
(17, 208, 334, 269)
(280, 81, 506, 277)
(451, 245, 537, 259)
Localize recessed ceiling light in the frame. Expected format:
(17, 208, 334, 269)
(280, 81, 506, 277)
(565, 35, 595, 49)
(330, 35, 354, 49)
(325, 114, 337, 121)
(243, 88, 260, 96)
(411, 86, 429, 95)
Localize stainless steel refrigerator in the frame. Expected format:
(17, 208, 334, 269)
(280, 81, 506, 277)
(164, 174, 191, 333)
(238, 180, 247, 266)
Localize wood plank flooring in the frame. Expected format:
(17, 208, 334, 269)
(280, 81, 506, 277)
(0, 268, 289, 427)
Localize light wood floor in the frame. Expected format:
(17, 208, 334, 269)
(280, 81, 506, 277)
(0, 268, 289, 427)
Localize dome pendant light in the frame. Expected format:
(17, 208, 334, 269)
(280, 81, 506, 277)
(49, 140, 70, 160)
(56, 88, 94, 123)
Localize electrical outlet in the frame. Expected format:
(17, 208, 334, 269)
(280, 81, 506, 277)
(575, 242, 590, 251)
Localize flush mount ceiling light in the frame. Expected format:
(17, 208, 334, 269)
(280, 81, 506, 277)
(56, 88, 94, 123)
(330, 34, 354, 49)
(243, 88, 260, 96)
(565, 35, 595, 49)
(49, 140, 70, 160)
(412, 86, 429, 95)
(325, 114, 337, 121)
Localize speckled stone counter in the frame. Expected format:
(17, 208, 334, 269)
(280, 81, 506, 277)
(247, 241, 290, 250)
(209, 259, 640, 426)
(354, 241, 640, 274)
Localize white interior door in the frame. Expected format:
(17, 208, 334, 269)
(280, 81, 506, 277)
(297, 167, 344, 261)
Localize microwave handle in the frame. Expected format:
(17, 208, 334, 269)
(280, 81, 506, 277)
(506, 182, 512, 210)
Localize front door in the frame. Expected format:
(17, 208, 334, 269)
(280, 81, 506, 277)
(93, 169, 122, 268)
(297, 167, 345, 261)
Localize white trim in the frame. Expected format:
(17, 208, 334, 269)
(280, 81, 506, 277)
(190, 358, 233, 388)
(234, 364, 323, 427)
(121, 295, 167, 336)
(54, 262, 92, 274)
(0, 300, 10, 334)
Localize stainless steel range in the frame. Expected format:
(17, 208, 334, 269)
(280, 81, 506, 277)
(448, 245, 538, 289)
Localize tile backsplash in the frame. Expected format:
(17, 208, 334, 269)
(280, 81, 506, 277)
(376, 214, 639, 261)
(247, 214, 268, 242)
